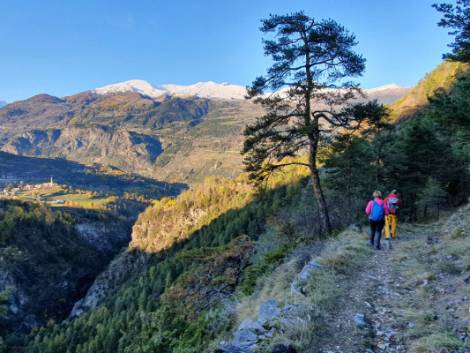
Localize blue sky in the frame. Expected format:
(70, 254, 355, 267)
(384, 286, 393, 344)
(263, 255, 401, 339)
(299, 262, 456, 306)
(0, 0, 453, 102)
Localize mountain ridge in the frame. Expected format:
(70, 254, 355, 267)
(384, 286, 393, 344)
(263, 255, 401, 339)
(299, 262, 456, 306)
(0, 77, 430, 185)
(92, 79, 410, 101)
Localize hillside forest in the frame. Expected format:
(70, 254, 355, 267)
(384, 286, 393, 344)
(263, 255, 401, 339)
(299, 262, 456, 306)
(0, 2, 469, 353)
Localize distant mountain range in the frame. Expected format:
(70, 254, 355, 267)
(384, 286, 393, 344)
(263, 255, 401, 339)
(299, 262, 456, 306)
(0, 79, 413, 184)
(0, 100, 6, 107)
(95, 80, 249, 100)
(94, 79, 410, 102)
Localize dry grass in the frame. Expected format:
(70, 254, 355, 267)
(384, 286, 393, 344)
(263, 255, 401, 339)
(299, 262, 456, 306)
(256, 228, 370, 352)
(390, 208, 470, 353)
(409, 332, 465, 353)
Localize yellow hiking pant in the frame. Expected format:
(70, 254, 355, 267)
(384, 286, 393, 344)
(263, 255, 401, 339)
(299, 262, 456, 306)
(385, 214, 397, 239)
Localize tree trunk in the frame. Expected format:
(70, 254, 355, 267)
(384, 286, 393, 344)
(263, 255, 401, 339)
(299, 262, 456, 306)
(308, 143, 332, 234)
(303, 44, 331, 234)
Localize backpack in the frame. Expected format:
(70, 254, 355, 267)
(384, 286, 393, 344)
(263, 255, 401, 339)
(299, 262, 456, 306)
(370, 200, 385, 221)
(388, 196, 399, 214)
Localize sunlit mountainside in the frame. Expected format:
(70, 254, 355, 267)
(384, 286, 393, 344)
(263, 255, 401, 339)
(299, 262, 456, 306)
(0, 81, 409, 184)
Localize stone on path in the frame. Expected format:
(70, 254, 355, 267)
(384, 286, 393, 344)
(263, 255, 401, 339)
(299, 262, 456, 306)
(352, 313, 368, 329)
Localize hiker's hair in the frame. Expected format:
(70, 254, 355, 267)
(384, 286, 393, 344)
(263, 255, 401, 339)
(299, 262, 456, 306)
(391, 189, 397, 194)
(372, 190, 382, 198)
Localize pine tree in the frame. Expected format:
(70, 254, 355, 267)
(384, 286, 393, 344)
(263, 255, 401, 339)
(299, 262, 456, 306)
(384, 118, 452, 220)
(357, 101, 391, 186)
(417, 178, 448, 219)
(433, 0, 470, 62)
(243, 12, 366, 233)
(322, 134, 375, 222)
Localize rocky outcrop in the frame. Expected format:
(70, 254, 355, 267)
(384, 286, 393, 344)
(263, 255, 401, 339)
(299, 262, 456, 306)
(2, 126, 163, 173)
(443, 203, 470, 237)
(70, 250, 148, 318)
(0, 270, 36, 331)
(0, 200, 134, 334)
(75, 221, 130, 253)
(290, 259, 321, 295)
(0, 92, 210, 177)
(219, 299, 309, 353)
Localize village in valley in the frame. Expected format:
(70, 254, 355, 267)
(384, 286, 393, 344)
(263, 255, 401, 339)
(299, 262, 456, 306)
(0, 174, 117, 209)
(1, 175, 57, 197)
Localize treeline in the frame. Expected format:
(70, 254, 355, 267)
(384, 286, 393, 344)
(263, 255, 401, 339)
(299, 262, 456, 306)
(322, 65, 470, 222)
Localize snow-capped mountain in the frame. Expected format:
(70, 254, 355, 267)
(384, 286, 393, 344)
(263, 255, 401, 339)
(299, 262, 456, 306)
(161, 81, 247, 100)
(363, 84, 410, 104)
(94, 80, 247, 100)
(93, 79, 409, 102)
(94, 80, 167, 98)
(364, 83, 409, 94)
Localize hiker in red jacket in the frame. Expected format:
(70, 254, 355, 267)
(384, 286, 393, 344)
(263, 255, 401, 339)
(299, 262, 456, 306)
(365, 190, 388, 250)
(384, 190, 400, 249)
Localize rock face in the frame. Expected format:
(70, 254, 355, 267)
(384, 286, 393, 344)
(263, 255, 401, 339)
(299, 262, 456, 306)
(0, 270, 33, 330)
(0, 92, 209, 178)
(0, 200, 132, 334)
(69, 250, 148, 318)
(219, 300, 279, 353)
(68, 220, 135, 318)
(219, 248, 322, 353)
(290, 260, 321, 295)
(2, 126, 163, 174)
(219, 299, 309, 353)
(75, 221, 130, 253)
(443, 203, 470, 237)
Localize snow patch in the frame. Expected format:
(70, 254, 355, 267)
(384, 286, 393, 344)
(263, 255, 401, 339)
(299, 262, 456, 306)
(364, 84, 409, 94)
(162, 81, 247, 100)
(94, 80, 167, 98)
(93, 80, 409, 102)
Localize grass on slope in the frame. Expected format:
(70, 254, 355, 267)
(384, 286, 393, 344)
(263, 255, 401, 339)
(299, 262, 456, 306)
(233, 226, 373, 353)
(389, 60, 469, 121)
(392, 209, 470, 353)
(229, 205, 470, 353)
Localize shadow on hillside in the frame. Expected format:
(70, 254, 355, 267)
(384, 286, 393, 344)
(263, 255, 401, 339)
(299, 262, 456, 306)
(0, 152, 187, 199)
(130, 177, 337, 260)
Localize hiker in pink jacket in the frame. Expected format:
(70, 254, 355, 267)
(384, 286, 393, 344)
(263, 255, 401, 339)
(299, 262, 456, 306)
(365, 190, 388, 250)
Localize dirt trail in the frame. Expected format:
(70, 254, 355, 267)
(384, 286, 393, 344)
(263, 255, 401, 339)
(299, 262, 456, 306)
(319, 228, 412, 353)
(317, 222, 468, 353)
